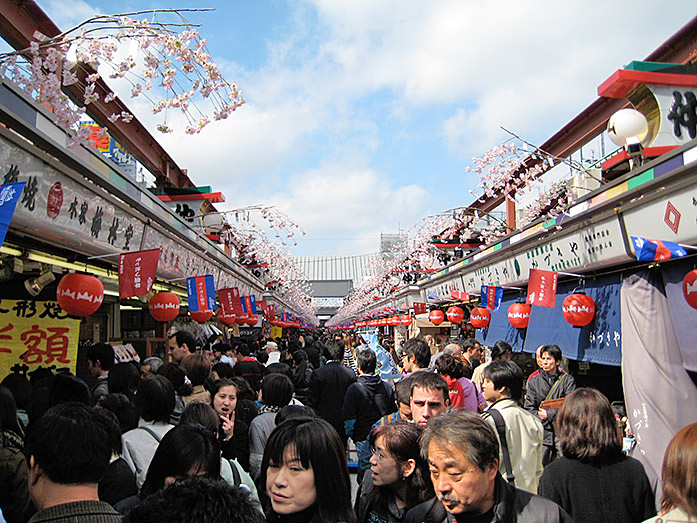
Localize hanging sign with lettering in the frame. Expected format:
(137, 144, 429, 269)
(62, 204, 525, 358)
(0, 299, 80, 377)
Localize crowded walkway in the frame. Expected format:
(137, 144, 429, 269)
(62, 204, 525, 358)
(0, 332, 694, 523)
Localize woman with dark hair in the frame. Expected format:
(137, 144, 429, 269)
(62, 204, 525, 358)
(356, 421, 433, 523)
(260, 417, 356, 523)
(115, 423, 221, 514)
(539, 388, 655, 523)
(210, 378, 250, 471)
(1, 373, 31, 428)
(0, 386, 31, 523)
(108, 362, 140, 404)
(121, 376, 176, 489)
(231, 376, 259, 427)
(180, 403, 260, 506)
(157, 362, 192, 425)
(181, 353, 212, 404)
(96, 393, 138, 433)
(291, 350, 313, 405)
(644, 422, 697, 522)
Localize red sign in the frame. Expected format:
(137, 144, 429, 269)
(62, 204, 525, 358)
(413, 302, 427, 315)
(118, 248, 160, 299)
(219, 288, 242, 315)
(527, 269, 558, 308)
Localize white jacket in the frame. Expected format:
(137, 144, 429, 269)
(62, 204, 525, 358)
(483, 398, 544, 494)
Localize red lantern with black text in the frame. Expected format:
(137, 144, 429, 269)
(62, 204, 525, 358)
(446, 306, 465, 324)
(57, 273, 104, 316)
(149, 291, 180, 322)
(401, 315, 413, 326)
(469, 307, 491, 329)
(429, 310, 444, 325)
(190, 310, 213, 322)
(562, 294, 596, 326)
(508, 303, 531, 329)
(218, 310, 237, 326)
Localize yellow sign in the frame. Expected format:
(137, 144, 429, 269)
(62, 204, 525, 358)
(0, 300, 80, 378)
(271, 326, 283, 339)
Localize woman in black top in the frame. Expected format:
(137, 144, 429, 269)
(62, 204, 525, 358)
(538, 388, 656, 523)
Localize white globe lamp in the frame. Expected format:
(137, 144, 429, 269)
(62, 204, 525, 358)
(607, 109, 649, 148)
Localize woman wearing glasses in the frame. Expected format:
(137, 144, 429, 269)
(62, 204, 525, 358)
(259, 417, 356, 523)
(356, 421, 433, 523)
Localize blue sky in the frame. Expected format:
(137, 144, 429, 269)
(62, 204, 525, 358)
(39, 1, 696, 256)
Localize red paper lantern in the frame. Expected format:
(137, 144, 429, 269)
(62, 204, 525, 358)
(57, 273, 104, 316)
(388, 316, 400, 327)
(562, 294, 596, 326)
(245, 314, 259, 326)
(683, 269, 697, 310)
(429, 310, 445, 325)
(218, 310, 237, 326)
(469, 307, 491, 329)
(446, 306, 465, 324)
(356, 321, 367, 328)
(508, 303, 531, 329)
(349, 324, 356, 329)
(368, 319, 378, 327)
(149, 292, 180, 322)
(190, 310, 213, 322)
(400, 314, 413, 326)
(235, 313, 249, 325)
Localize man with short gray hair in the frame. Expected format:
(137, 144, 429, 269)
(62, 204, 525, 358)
(404, 411, 571, 523)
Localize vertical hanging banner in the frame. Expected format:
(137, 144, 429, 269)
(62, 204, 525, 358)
(480, 286, 503, 311)
(244, 295, 257, 315)
(219, 288, 241, 315)
(186, 275, 217, 312)
(413, 302, 427, 315)
(526, 269, 558, 307)
(0, 299, 80, 376)
(0, 182, 26, 248)
(118, 248, 160, 298)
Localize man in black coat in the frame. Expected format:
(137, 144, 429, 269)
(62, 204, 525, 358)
(343, 348, 396, 484)
(309, 340, 356, 447)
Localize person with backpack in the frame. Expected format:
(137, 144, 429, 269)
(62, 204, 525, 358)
(481, 360, 544, 494)
(343, 349, 397, 485)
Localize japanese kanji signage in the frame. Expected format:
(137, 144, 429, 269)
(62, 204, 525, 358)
(186, 275, 217, 312)
(0, 299, 80, 377)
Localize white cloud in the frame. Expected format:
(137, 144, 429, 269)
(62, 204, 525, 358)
(226, 164, 431, 256)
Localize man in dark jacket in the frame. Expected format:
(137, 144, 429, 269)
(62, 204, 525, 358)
(523, 344, 576, 465)
(342, 349, 396, 484)
(404, 411, 572, 523)
(309, 340, 356, 447)
(302, 335, 321, 369)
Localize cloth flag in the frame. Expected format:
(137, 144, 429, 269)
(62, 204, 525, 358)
(450, 288, 470, 301)
(186, 275, 217, 312)
(363, 330, 402, 380)
(413, 302, 427, 315)
(118, 248, 160, 298)
(631, 236, 687, 262)
(480, 286, 503, 311)
(428, 293, 442, 301)
(527, 269, 558, 308)
(219, 288, 241, 315)
(0, 182, 25, 248)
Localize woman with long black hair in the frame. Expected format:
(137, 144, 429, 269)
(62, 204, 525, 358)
(259, 417, 356, 523)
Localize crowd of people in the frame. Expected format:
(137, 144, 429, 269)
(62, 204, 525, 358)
(0, 330, 695, 523)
